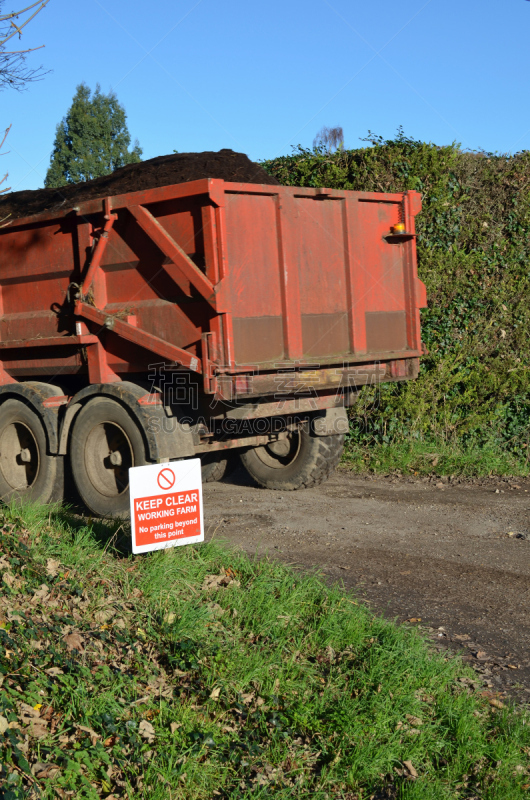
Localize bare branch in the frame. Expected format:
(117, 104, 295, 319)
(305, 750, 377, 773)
(0, 1, 47, 20)
(313, 125, 345, 152)
(0, 124, 11, 196)
(0, 123, 11, 151)
(0, 0, 50, 90)
(0, 1, 50, 48)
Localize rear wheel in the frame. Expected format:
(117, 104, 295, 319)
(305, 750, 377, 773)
(201, 452, 237, 483)
(0, 398, 63, 504)
(240, 424, 344, 490)
(70, 397, 147, 517)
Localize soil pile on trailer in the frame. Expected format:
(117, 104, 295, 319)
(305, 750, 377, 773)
(0, 149, 279, 221)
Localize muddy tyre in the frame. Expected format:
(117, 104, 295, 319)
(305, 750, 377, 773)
(201, 453, 237, 483)
(0, 398, 63, 505)
(70, 397, 148, 518)
(240, 425, 344, 490)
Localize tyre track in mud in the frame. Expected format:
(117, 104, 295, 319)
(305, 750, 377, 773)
(203, 468, 530, 704)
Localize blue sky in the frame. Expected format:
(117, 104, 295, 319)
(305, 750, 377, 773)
(3, 0, 530, 192)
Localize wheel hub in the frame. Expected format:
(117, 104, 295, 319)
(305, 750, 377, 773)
(0, 422, 40, 490)
(253, 431, 301, 469)
(267, 439, 291, 457)
(84, 422, 133, 497)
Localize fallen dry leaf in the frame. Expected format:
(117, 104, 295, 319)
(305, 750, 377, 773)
(104, 735, 118, 747)
(28, 719, 49, 739)
(32, 584, 50, 603)
(201, 570, 240, 591)
(3, 571, 17, 587)
(0, 715, 8, 734)
(94, 607, 116, 624)
(209, 686, 221, 700)
(39, 705, 54, 722)
(139, 719, 156, 742)
(19, 702, 40, 719)
(63, 632, 84, 652)
(45, 667, 64, 677)
(170, 722, 182, 734)
(403, 760, 418, 778)
(46, 558, 61, 578)
(489, 698, 505, 709)
(35, 764, 60, 779)
(147, 675, 173, 698)
(130, 695, 150, 706)
(31, 761, 60, 778)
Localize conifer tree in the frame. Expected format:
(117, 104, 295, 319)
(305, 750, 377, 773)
(45, 83, 142, 187)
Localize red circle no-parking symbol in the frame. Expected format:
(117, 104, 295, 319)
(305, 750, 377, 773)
(157, 467, 175, 490)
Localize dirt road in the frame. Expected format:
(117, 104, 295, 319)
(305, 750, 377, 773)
(203, 468, 530, 704)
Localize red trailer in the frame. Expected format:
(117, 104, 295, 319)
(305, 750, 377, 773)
(0, 178, 426, 516)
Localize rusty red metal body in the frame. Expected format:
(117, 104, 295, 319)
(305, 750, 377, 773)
(0, 179, 426, 397)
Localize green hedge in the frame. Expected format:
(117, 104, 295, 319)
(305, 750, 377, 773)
(262, 131, 530, 472)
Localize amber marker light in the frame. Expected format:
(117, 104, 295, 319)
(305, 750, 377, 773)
(391, 222, 406, 234)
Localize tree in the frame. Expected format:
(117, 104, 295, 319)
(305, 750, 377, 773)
(0, 1, 51, 91)
(45, 83, 142, 187)
(313, 125, 344, 152)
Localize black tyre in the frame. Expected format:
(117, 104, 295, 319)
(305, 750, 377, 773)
(240, 424, 344, 490)
(70, 397, 147, 518)
(0, 398, 63, 505)
(201, 452, 237, 483)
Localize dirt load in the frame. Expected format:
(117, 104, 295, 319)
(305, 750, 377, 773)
(0, 149, 279, 221)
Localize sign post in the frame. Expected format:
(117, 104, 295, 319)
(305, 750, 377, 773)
(129, 459, 204, 554)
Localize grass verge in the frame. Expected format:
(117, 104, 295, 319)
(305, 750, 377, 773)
(0, 504, 529, 799)
(342, 438, 530, 479)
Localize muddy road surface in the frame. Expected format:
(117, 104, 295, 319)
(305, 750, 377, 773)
(203, 468, 530, 704)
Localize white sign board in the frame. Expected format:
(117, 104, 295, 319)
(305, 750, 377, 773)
(129, 459, 204, 554)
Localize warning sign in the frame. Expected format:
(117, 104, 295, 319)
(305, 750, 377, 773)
(129, 459, 203, 554)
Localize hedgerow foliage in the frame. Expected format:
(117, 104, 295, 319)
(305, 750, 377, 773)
(262, 131, 530, 464)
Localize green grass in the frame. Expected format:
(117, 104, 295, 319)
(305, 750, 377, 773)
(1, 504, 529, 799)
(342, 437, 530, 479)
